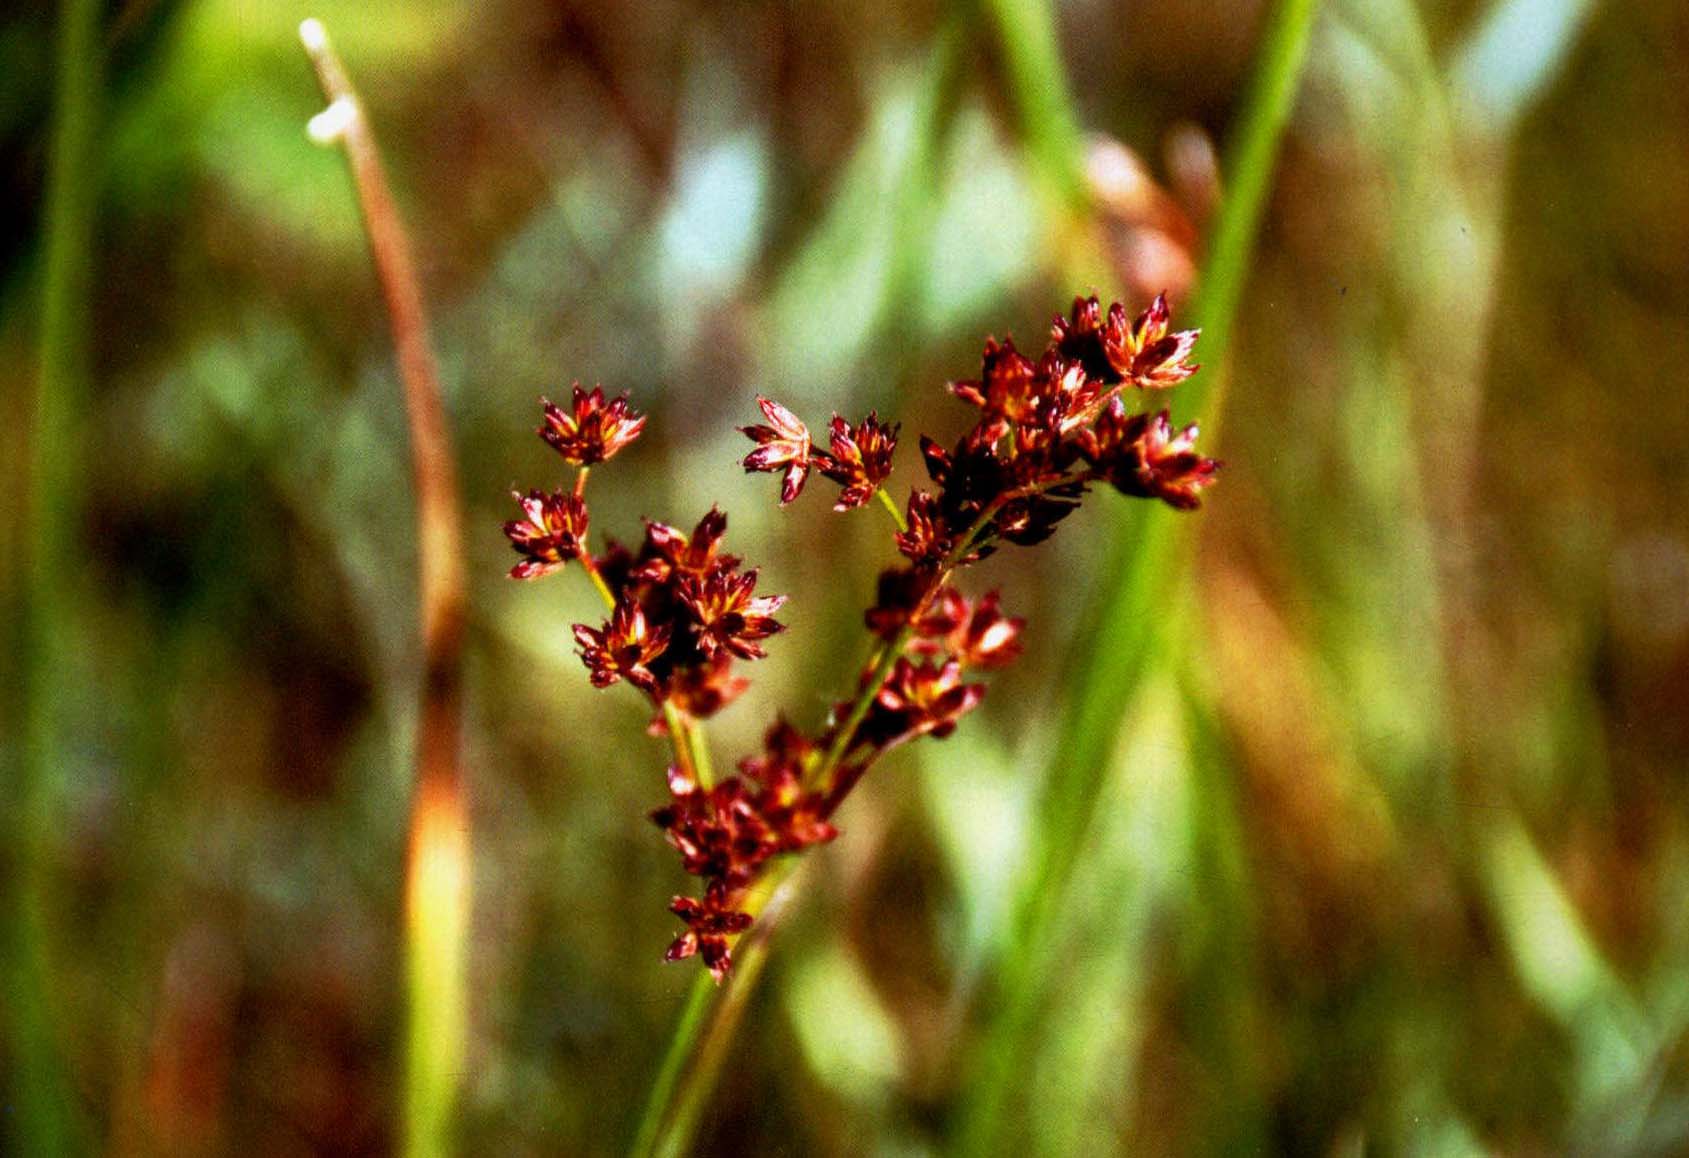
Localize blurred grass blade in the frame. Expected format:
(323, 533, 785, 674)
(980, 0, 1086, 211)
(8, 0, 103, 1150)
(953, 0, 1322, 1150)
(1025, 677, 1192, 1155)
(1451, 0, 1598, 132)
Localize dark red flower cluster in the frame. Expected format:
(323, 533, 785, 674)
(506, 294, 1219, 981)
(577, 509, 785, 714)
(651, 722, 837, 979)
(1050, 291, 1199, 390)
(503, 397, 783, 721)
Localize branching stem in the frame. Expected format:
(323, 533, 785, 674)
(874, 485, 908, 531)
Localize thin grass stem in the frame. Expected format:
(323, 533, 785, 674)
(9, 0, 102, 1150)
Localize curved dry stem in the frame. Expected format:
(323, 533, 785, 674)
(300, 20, 469, 1158)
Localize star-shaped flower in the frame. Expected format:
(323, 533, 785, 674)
(739, 396, 813, 505)
(679, 569, 787, 660)
(1079, 401, 1220, 510)
(573, 598, 671, 693)
(539, 384, 647, 464)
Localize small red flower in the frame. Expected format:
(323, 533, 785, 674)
(864, 566, 941, 640)
(634, 508, 737, 584)
(502, 489, 588, 579)
(1080, 401, 1220, 510)
(910, 589, 1023, 668)
(894, 491, 955, 567)
(665, 653, 751, 720)
(868, 657, 985, 744)
(816, 412, 899, 511)
(739, 396, 813, 505)
(679, 569, 787, 660)
(736, 717, 816, 786)
(651, 769, 773, 884)
(573, 598, 671, 693)
(1052, 293, 1198, 389)
(948, 337, 1042, 434)
(539, 384, 647, 464)
(666, 892, 754, 983)
(1113, 294, 1200, 389)
(953, 590, 1023, 668)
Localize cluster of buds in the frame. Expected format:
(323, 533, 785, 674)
(506, 295, 1219, 980)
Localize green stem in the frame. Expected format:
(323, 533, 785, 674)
(629, 863, 801, 1158)
(686, 719, 715, 789)
(10, 0, 102, 1151)
(661, 701, 702, 788)
(627, 972, 716, 1158)
(952, 0, 1322, 1151)
(874, 486, 908, 531)
(653, 929, 775, 1158)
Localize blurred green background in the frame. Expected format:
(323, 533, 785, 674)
(4, 0, 1689, 1153)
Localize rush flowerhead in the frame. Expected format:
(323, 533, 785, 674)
(665, 891, 754, 982)
(1052, 292, 1199, 389)
(503, 489, 588, 579)
(635, 508, 737, 584)
(909, 589, 1024, 669)
(504, 292, 1221, 981)
(539, 384, 647, 464)
(573, 598, 670, 693)
(679, 569, 787, 660)
(816, 412, 899, 511)
(1079, 400, 1221, 510)
(867, 657, 986, 745)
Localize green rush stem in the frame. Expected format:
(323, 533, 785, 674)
(874, 486, 908, 532)
(661, 702, 702, 788)
(653, 929, 774, 1158)
(685, 717, 715, 789)
(627, 971, 715, 1158)
(575, 547, 619, 615)
(630, 863, 801, 1158)
(951, 0, 1323, 1152)
(11, 0, 102, 1150)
